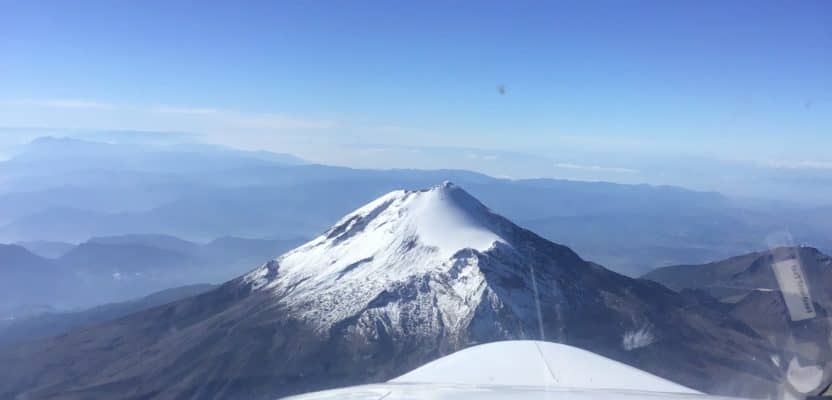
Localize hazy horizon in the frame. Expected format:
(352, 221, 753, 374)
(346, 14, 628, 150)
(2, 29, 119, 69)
(2, 1, 832, 202)
(1, 129, 831, 205)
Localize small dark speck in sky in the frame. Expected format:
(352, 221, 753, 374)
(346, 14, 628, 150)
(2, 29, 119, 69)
(497, 85, 506, 95)
(804, 98, 814, 110)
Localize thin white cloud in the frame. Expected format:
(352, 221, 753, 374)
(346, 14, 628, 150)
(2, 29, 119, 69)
(153, 106, 220, 115)
(152, 105, 334, 130)
(555, 162, 638, 174)
(765, 160, 832, 170)
(466, 153, 499, 161)
(230, 112, 333, 130)
(3, 99, 116, 110)
(3, 99, 334, 132)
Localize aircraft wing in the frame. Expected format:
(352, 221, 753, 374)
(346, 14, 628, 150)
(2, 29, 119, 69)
(283, 340, 748, 400)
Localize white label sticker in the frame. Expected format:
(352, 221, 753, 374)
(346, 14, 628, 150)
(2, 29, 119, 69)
(772, 259, 817, 321)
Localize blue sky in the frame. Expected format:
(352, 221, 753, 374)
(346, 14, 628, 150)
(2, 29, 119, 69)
(1, 1, 831, 199)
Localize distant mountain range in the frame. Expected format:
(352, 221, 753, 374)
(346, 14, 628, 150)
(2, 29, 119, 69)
(2, 136, 829, 276)
(0, 283, 215, 349)
(0, 235, 304, 318)
(0, 243, 62, 318)
(12, 240, 75, 258)
(643, 246, 832, 305)
(643, 246, 832, 380)
(0, 183, 792, 400)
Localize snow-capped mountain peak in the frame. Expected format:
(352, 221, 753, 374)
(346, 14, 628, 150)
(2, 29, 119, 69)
(233, 182, 779, 398)
(328, 181, 506, 257)
(244, 182, 516, 329)
(355, 181, 507, 257)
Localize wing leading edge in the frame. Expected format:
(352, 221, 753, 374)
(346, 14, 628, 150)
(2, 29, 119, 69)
(283, 340, 749, 400)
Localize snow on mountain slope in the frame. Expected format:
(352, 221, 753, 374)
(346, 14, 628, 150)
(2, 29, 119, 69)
(244, 181, 515, 330)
